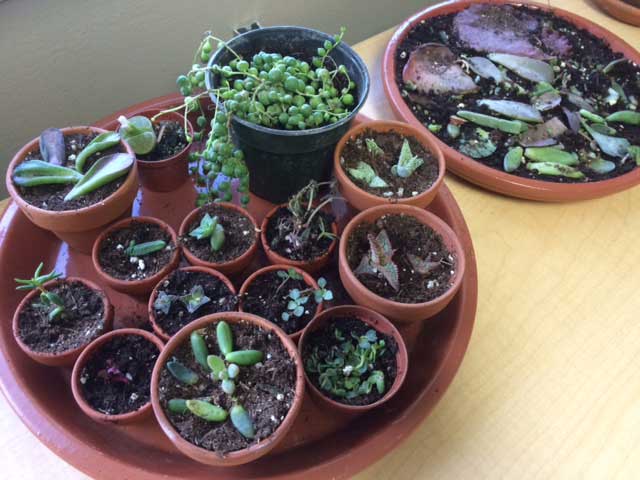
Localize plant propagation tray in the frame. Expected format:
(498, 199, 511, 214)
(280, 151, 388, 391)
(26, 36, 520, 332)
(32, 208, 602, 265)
(0, 95, 477, 479)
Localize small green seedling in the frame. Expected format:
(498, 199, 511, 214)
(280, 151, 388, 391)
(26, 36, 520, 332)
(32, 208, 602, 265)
(15, 262, 65, 321)
(189, 213, 225, 252)
(353, 229, 400, 291)
(124, 239, 167, 257)
(391, 139, 424, 178)
(365, 138, 384, 156)
(280, 274, 333, 322)
(179, 285, 211, 314)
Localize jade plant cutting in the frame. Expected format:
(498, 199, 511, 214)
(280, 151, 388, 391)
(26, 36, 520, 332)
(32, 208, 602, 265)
(165, 321, 262, 438)
(305, 326, 386, 400)
(13, 128, 133, 200)
(15, 262, 65, 321)
(153, 27, 357, 206)
(396, 3, 640, 182)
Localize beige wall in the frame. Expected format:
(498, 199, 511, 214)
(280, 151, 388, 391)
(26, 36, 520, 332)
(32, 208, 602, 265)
(0, 0, 431, 195)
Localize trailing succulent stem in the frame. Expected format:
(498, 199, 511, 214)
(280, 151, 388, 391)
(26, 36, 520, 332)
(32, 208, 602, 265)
(15, 262, 65, 321)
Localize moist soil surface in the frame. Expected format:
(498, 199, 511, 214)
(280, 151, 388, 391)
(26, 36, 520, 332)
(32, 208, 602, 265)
(265, 207, 336, 262)
(182, 204, 256, 264)
(303, 316, 398, 406)
(17, 132, 127, 211)
(394, 4, 640, 183)
(137, 120, 188, 162)
(346, 213, 455, 303)
(98, 221, 175, 281)
(153, 270, 238, 336)
(158, 320, 297, 454)
(241, 270, 316, 335)
(17, 280, 106, 354)
(341, 128, 439, 197)
(79, 333, 159, 415)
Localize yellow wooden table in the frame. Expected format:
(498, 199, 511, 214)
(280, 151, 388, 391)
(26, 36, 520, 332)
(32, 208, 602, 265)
(2, 1, 640, 478)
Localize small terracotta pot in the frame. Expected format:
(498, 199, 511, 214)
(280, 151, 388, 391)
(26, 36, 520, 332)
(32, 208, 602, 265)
(334, 120, 445, 211)
(298, 305, 409, 414)
(129, 109, 194, 192)
(260, 203, 339, 274)
(148, 266, 237, 342)
(71, 328, 165, 424)
(239, 264, 323, 342)
(338, 204, 466, 323)
(150, 311, 305, 467)
(179, 202, 259, 276)
(92, 216, 181, 296)
(12, 277, 114, 367)
(5, 126, 138, 253)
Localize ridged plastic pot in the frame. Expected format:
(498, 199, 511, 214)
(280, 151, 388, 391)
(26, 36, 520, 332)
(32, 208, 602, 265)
(71, 328, 164, 424)
(12, 277, 114, 367)
(205, 26, 370, 203)
(6, 126, 138, 254)
(150, 311, 305, 467)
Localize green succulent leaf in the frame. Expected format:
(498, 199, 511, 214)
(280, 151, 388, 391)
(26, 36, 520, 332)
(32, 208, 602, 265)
(230, 404, 255, 439)
(167, 359, 199, 385)
(225, 350, 264, 366)
(582, 122, 630, 158)
(216, 321, 234, 355)
(524, 147, 578, 166)
(75, 131, 121, 173)
(487, 53, 554, 83)
(459, 128, 497, 159)
(190, 331, 209, 368)
(477, 99, 543, 123)
(186, 399, 228, 422)
(118, 115, 157, 155)
(503, 147, 524, 173)
(365, 138, 384, 156)
(179, 285, 211, 314)
(13, 160, 83, 187)
(125, 240, 167, 257)
(207, 355, 226, 378)
(64, 153, 134, 201)
(457, 110, 528, 134)
(526, 162, 585, 179)
(392, 139, 424, 178)
(606, 110, 640, 126)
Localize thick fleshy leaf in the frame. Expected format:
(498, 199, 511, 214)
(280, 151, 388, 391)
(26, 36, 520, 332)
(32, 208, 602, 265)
(403, 43, 478, 95)
(477, 99, 543, 123)
(74, 131, 121, 173)
(457, 110, 528, 134)
(348, 161, 388, 188)
(488, 53, 554, 83)
(467, 57, 506, 83)
(526, 162, 585, 179)
(524, 147, 578, 166)
(504, 147, 524, 173)
(533, 91, 562, 112)
(566, 92, 594, 112)
(167, 360, 199, 385)
(118, 115, 156, 155)
(64, 153, 133, 201)
(606, 111, 640, 126)
(230, 405, 255, 439)
(186, 400, 228, 422)
(407, 254, 440, 275)
(459, 128, 497, 159)
(587, 158, 616, 174)
(454, 4, 547, 59)
(517, 117, 567, 147)
(583, 122, 630, 158)
(39, 128, 65, 166)
(13, 160, 83, 187)
(562, 108, 581, 133)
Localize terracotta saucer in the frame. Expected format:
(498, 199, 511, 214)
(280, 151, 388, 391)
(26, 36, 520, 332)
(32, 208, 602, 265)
(594, 0, 640, 26)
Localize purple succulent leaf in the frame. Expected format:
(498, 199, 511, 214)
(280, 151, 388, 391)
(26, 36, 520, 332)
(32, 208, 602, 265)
(407, 254, 440, 275)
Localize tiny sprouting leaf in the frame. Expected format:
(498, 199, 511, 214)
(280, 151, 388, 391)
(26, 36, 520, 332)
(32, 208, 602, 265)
(167, 359, 199, 385)
(294, 305, 305, 317)
(290, 289, 301, 300)
(227, 363, 240, 379)
(185, 399, 228, 422)
(230, 404, 255, 439)
(221, 379, 236, 395)
(281, 312, 290, 321)
(206, 355, 226, 378)
(225, 350, 264, 366)
(347, 161, 388, 188)
(216, 321, 234, 355)
(365, 138, 384, 156)
(287, 268, 303, 280)
(276, 270, 289, 279)
(323, 290, 334, 301)
(318, 278, 327, 289)
(190, 331, 209, 368)
(179, 285, 211, 314)
(154, 291, 177, 315)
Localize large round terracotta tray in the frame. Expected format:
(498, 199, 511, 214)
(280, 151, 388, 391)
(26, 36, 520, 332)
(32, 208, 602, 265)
(0, 94, 477, 479)
(382, 0, 640, 202)
(594, 0, 640, 27)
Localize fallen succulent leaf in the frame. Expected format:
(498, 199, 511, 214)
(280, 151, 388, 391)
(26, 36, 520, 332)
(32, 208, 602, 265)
(518, 117, 567, 147)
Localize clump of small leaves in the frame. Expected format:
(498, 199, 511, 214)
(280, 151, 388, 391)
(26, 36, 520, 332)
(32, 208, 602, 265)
(347, 161, 388, 188)
(281, 277, 333, 322)
(391, 139, 424, 178)
(305, 326, 387, 400)
(155, 27, 356, 207)
(153, 285, 211, 315)
(166, 321, 263, 439)
(353, 229, 399, 291)
(189, 213, 225, 252)
(15, 262, 65, 321)
(13, 128, 134, 201)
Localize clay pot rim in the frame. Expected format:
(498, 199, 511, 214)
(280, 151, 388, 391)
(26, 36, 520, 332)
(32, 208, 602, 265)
(238, 263, 323, 342)
(150, 311, 305, 466)
(259, 203, 339, 270)
(12, 277, 112, 362)
(178, 202, 260, 271)
(593, 0, 640, 27)
(5, 126, 138, 217)
(333, 119, 446, 206)
(70, 328, 165, 423)
(148, 266, 238, 342)
(381, 0, 640, 202)
(339, 204, 466, 311)
(128, 109, 194, 167)
(298, 305, 409, 412)
(91, 216, 181, 291)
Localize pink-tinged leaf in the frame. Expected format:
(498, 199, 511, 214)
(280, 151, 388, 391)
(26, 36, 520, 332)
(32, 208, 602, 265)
(518, 117, 567, 147)
(454, 4, 549, 59)
(562, 108, 581, 133)
(379, 263, 400, 292)
(407, 254, 440, 275)
(375, 230, 394, 261)
(403, 43, 478, 95)
(354, 254, 376, 276)
(541, 28, 572, 57)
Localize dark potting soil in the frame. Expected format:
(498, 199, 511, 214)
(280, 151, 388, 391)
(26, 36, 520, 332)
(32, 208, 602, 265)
(137, 120, 188, 162)
(346, 214, 455, 303)
(182, 204, 257, 264)
(17, 281, 106, 354)
(17, 133, 127, 211)
(153, 270, 237, 336)
(340, 128, 439, 198)
(265, 207, 336, 262)
(241, 270, 316, 334)
(79, 334, 159, 415)
(98, 221, 175, 281)
(158, 320, 297, 454)
(394, 4, 640, 183)
(302, 316, 398, 406)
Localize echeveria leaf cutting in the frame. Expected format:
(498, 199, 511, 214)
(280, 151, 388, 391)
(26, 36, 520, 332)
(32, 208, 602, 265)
(467, 56, 506, 83)
(526, 162, 585, 179)
(524, 147, 578, 166)
(167, 359, 199, 385)
(503, 147, 524, 173)
(487, 53, 554, 84)
(477, 99, 543, 123)
(186, 399, 228, 422)
(230, 404, 255, 439)
(582, 122, 630, 158)
(190, 331, 209, 368)
(606, 111, 640, 126)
